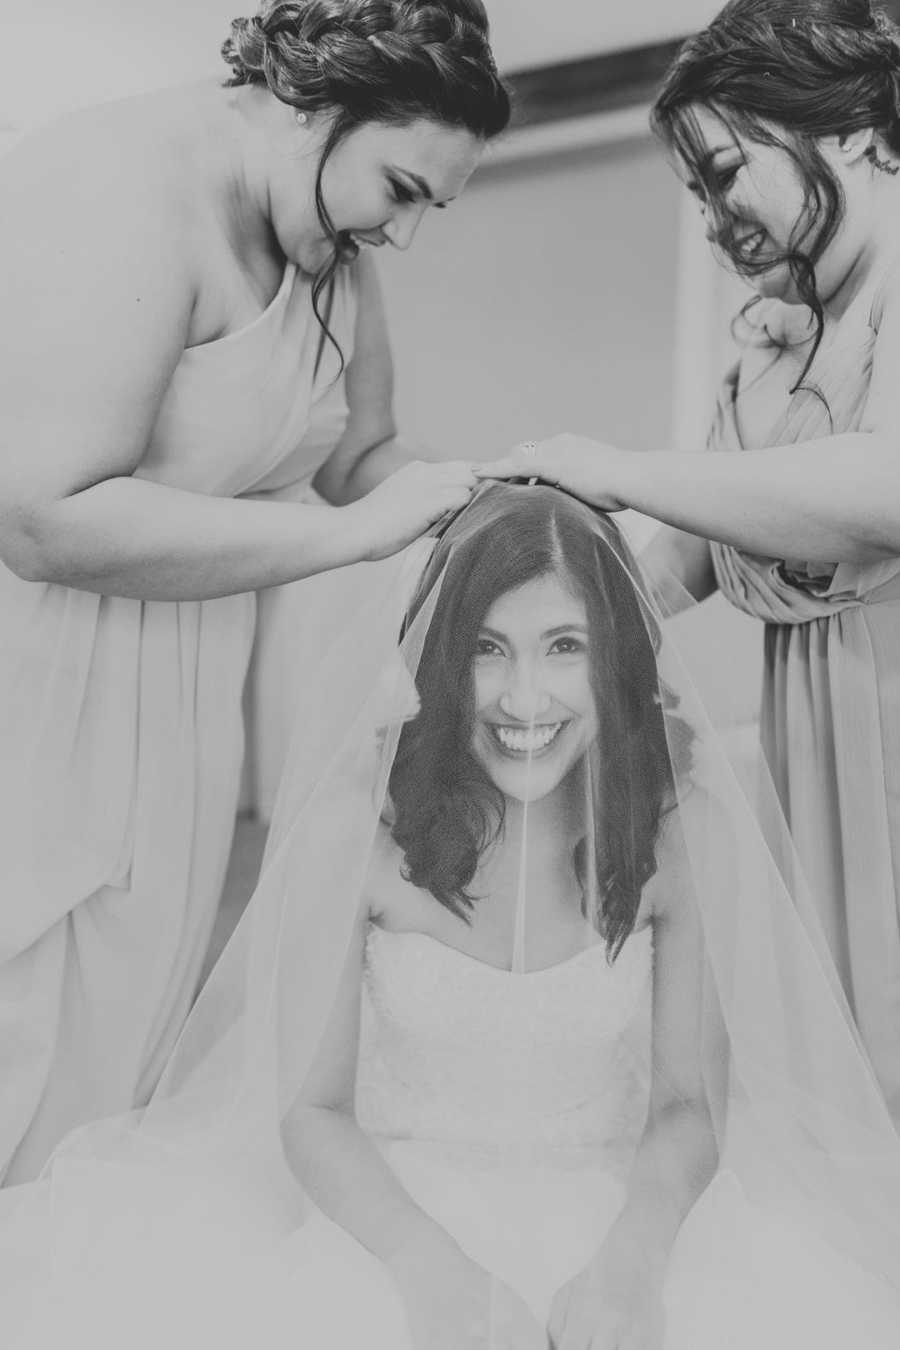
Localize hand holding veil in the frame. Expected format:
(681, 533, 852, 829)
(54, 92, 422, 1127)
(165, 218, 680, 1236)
(3, 483, 900, 1350)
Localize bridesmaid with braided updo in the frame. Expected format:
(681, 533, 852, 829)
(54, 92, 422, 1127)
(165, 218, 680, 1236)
(485, 0, 900, 1121)
(0, 0, 508, 1184)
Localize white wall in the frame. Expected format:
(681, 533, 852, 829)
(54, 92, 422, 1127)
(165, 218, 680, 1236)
(487, 0, 721, 70)
(1, 3, 233, 128)
(380, 135, 682, 458)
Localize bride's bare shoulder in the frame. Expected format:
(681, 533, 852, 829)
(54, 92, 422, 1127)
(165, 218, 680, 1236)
(366, 823, 414, 919)
(643, 777, 732, 928)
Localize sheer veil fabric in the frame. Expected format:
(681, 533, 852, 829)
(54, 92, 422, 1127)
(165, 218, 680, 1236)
(3, 483, 900, 1348)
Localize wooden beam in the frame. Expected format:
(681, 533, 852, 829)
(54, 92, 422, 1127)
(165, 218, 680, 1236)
(504, 38, 687, 130)
(503, 2, 900, 131)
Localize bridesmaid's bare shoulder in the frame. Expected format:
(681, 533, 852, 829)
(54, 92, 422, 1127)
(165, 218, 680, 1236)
(0, 83, 226, 289)
(365, 822, 412, 922)
(0, 87, 221, 508)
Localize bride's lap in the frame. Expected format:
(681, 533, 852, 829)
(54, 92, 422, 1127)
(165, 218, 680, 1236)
(664, 1172, 900, 1350)
(283, 1162, 900, 1350)
(288, 1162, 900, 1350)
(283, 1144, 629, 1346)
(10, 1156, 900, 1350)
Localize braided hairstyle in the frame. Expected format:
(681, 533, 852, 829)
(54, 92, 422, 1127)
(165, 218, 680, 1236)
(222, 2, 509, 357)
(652, 0, 900, 391)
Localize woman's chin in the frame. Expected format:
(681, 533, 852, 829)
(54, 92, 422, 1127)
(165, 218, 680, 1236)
(751, 263, 797, 302)
(479, 754, 571, 806)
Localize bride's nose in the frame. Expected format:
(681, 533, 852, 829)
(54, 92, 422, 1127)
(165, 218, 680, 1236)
(498, 669, 552, 721)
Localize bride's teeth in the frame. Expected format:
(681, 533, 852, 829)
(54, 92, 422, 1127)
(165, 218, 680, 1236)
(494, 723, 562, 752)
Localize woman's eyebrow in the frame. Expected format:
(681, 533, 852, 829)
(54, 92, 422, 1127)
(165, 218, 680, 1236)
(685, 146, 741, 192)
(542, 623, 588, 639)
(478, 622, 588, 641)
(390, 167, 435, 200)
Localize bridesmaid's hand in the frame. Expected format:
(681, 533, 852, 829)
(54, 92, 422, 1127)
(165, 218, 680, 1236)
(478, 434, 632, 512)
(547, 1251, 666, 1350)
(349, 459, 477, 561)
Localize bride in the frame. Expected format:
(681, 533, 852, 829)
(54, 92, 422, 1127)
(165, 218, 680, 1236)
(5, 483, 900, 1349)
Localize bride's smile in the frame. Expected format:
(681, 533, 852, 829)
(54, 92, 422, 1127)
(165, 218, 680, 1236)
(488, 720, 565, 755)
(470, 573, 597, 805)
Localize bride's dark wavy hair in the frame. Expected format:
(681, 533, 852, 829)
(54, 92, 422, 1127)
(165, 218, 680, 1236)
(388, 483, 693, 961)
(651, 0, 900, 395)
(222, 1, 510, 370)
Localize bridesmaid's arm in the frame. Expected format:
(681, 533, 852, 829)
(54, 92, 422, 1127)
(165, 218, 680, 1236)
(482, 430, 900, 565)
(0, 139, 467, 601)
(482, 278, 900, 565)
(640, 526, 718, 613)
(312, 255, 418, 508)
(603, 431, 900, 563)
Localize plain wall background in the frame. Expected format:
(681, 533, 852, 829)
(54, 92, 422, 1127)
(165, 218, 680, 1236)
(379, 137, 682, 459)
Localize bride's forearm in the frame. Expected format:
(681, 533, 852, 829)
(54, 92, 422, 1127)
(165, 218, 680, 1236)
(284, 1105, 459, 1267)
(605, 1100, 718, 1270)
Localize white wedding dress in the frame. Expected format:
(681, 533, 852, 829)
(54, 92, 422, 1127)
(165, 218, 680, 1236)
(6, 921, 900, 1349)
(282, 922, 900, 1348)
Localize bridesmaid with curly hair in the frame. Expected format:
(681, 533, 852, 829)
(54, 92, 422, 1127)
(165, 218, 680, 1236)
(0, 0, 508, 1183)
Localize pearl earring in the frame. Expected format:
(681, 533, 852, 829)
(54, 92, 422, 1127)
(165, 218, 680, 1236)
(295, 110, 308, 126)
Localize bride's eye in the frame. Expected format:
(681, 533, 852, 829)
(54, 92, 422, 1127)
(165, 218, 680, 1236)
(475, 636, 503, 657)
(549, 636, 585, 656)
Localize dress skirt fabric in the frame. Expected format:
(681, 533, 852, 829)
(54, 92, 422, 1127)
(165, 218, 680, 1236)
(0, 261, 358, 1181)
(710, 296, 900, 1116)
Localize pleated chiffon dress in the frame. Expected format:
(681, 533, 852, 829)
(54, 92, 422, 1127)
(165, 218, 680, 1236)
(710, 289, 900, 1117)
(0, 262, 357, 1183)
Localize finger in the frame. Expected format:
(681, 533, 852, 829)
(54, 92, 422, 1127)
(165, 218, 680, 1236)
(436, 458, 479, 480)
(473, 457, 520, 479)
(423, 496, 467, 537)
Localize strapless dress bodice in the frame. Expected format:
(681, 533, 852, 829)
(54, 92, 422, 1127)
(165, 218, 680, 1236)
(355, 924, 653, 1169)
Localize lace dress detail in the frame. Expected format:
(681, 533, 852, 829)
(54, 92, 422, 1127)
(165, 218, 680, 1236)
(356, 925, 653, 1171)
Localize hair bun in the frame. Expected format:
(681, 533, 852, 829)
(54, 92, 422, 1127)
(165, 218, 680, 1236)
(222, 0, 508, 139)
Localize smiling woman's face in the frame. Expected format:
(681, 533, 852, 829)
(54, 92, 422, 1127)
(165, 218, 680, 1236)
(273, 116, 484, 274)
(675, 104, 815, 301)
(470, 572, 598, 805)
